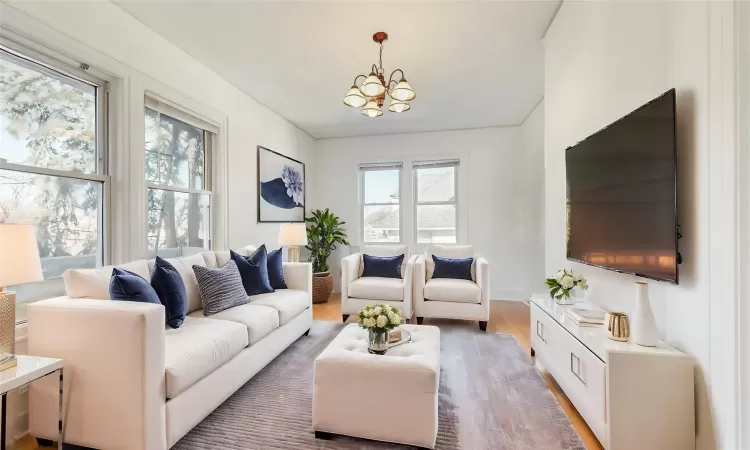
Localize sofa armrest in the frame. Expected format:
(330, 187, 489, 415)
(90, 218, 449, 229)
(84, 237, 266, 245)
(283, 262, 313, 296)
(341, 253, 361, 301)
(28, 297, 166, 450)
(476, 257, 490, 310)
(401, 255, 417, 320)
(413, 255, 427, 308)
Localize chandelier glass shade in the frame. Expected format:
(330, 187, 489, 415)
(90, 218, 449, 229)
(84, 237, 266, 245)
(342, 31, 415, 118)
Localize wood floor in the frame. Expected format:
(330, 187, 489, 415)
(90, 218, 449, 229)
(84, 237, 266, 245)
(14, 296, 602, 450)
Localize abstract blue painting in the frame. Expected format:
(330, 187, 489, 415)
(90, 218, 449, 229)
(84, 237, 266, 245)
(257, 146, 305, 222)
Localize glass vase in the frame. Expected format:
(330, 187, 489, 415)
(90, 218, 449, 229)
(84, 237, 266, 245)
(368, 329, 389, 355)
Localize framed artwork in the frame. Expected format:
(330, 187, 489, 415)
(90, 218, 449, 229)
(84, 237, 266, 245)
(257, 146, 305, 223)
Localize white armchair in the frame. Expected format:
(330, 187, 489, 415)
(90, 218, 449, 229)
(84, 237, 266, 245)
(341, 245, 416, 323)
(413, 245, 490, 331)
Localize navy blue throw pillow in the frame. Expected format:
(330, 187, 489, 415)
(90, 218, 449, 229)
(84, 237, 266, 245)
(431, 255, 474, 280)
(267, 248, 287, 290)
(361, 254, 404, 279)
(231, 248, 274, 296)
(151, 257, 187, 328)
(109, 268, 161, 304)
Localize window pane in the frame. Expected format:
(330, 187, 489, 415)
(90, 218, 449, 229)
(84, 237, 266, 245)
(148, 188, 210, 257)
(363, 169, 399, 204)
(0, 169, 103, 318)
(416, 166, 455, 202)
(363, 205, 399, 243)
(0, 50, 97, 173)
(416, 204, 456, 244)
(145, 107, 205, 189)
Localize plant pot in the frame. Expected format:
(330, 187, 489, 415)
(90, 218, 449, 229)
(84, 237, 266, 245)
(312, 272, 333, 304)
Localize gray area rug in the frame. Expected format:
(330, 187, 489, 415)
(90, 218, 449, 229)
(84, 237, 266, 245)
(174, 321, 584, 450)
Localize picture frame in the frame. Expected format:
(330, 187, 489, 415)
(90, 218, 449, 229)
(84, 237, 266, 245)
(257, 145, 306, 223)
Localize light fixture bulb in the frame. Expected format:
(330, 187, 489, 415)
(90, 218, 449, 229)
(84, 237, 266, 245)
(361, 100, 383, 118)
(343, 85, 366, 107)
(388, 99, 410, 113)
(360, 73, 386, 98)
(390, 78, 415, 102)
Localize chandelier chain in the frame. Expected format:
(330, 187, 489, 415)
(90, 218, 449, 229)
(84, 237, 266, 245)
(379, 42, 384, 74)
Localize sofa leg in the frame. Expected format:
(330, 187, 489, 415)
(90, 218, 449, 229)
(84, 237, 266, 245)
(303, 328, 310, 336)
(342, 314, 350, 322)
(417, 317, 424, 325)
(315, 431, 333, 440)
(479, 321, 488, 332)
(530, 347, 535, 357)
(36, 438, 54, 447)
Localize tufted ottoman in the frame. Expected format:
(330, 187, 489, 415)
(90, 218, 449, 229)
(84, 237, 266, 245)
(312, 323, 441, 448)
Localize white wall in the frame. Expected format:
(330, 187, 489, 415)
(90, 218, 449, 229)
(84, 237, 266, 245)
(544, 2, 739, 449)
(314, 124, 545, 301)
(0, 1, 315, 444)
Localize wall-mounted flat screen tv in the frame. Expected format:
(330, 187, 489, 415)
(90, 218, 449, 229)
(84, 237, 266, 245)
(566, 89, 678, 284)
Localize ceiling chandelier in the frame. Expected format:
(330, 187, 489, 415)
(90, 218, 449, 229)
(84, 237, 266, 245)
(342, 31, 416, 118)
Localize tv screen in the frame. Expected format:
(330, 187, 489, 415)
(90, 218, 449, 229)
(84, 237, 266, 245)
(566, 89, 678, 284)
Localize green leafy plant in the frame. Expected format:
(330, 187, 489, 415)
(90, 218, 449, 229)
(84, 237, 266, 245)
(305, 208, 349, 273)
(545, 269, 588, 301)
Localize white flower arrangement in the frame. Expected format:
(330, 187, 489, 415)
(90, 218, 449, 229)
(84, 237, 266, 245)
(545, 269, 588, 301)
(358, 304, 402, 332)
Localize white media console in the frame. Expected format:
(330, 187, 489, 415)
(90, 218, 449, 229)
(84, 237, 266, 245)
(529, 296, 695, 450)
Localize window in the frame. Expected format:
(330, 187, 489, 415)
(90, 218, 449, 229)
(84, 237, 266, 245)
(360, 163, 402, 243)
(0, 44, 109, 322)
(145, 96, 216, 257)
(414, 160, 458, 244)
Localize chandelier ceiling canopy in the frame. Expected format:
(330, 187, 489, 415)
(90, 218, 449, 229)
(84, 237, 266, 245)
(343, 31, 416, 118)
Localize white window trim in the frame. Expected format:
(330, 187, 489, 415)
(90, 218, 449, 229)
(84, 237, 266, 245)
(413, 160, 460, 245)
(359, 163, 403, 245)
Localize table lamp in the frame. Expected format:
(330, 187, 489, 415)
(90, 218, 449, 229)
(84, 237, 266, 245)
(0, 224, 44, 369)
(278, 223, 308, 263)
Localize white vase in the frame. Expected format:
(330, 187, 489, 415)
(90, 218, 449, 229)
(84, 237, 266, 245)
(631, 282, 659, 347)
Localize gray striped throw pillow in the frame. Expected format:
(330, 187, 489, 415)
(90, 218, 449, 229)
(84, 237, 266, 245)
(193, 259, 249, 316)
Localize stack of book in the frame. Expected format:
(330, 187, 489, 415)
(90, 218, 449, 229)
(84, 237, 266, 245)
(564, 308, 606, 327)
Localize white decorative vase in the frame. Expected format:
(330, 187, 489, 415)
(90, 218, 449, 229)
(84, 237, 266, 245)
(631, 282, 659, 347)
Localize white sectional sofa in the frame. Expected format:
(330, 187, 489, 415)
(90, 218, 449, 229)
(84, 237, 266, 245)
(27, 246, 313, 450)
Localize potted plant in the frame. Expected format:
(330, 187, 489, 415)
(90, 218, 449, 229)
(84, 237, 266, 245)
(545, 269, 588, 305)
(305, 208, 349, 304)
(358, 304, 402, 355)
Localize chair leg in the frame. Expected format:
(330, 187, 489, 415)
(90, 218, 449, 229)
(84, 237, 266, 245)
(342, 314, 350, 322)
(417, 317, 424, 325)
(479, 321, 488, 332)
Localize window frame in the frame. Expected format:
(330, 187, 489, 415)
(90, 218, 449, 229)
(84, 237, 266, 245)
(0, 39, 111, 323)
(413, 160, 460, 245)
(359, 163, 403, 245)
(144, 96, 215, 256)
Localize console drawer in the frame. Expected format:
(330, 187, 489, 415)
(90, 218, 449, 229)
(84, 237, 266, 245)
(530, 302, 555, 356)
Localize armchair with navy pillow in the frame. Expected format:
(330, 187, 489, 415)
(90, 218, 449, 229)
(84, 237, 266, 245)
(340, 245, 416, 323)
(413, 244, 490, 331)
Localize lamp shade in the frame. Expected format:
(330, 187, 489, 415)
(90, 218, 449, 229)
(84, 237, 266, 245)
(362, 100, 383, 118)
(388, 99, 410, 113)
(360, 73, 386, 98)
(343, 85, 366, 108)
(390, 78, 416, 101)
(278, 223, 308, 246)
(0, 224, 43, 287)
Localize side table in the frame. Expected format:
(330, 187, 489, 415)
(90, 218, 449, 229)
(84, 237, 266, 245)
(0, 356, 63, 450)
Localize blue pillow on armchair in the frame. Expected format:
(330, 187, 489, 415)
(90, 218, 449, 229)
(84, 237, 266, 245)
(231, 247, 274, 295)
(361, 254, 405, 279)
(431, 254, 474, 281)
(109, 268, 161, 304)
(151, 257, 188, 328)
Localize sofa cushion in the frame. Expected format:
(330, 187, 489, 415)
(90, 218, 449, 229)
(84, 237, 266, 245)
(267, 248, 287, 290)
(188, 303, 279, 345)
(361, 254, 404, 279)
(214, 246, 256, 268)
(431, 255, 474, 281)
(151, 257, 188, 328)
(159, 253, 206, 314)
(64, 259, 150, 299)
(425, 245, 475, 281)
(348, 277, 404, 302)
(423, 278, 481, 304)
(231, 249, 274, 296)
(250, 289, 309, 325)
(164, 316, 248, 398)
(109, 268, 161, 304)
(359, 245, 409, 279)
(193, 260, 249, 316)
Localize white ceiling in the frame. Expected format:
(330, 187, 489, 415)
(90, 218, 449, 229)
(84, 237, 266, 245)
(115, 1, 560, 139)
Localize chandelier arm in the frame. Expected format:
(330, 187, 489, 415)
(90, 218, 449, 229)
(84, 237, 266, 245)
(387, 69, 405, 86)
(352, 74, 367, 86)
(385, 80, 399, 98)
